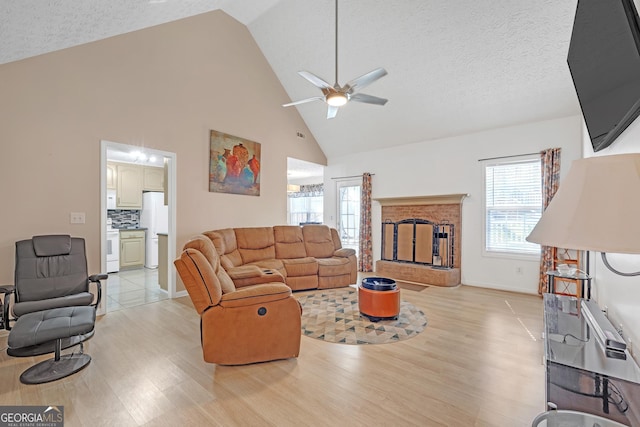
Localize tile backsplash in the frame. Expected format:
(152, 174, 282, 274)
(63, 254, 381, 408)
(108, 210, 140, 228)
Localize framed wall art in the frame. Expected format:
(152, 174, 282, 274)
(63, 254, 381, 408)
(209, 130, 261, 196)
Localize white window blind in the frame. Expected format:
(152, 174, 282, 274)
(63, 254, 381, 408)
(485, 158, 542, 255)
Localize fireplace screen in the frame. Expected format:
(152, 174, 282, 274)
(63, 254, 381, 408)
(381, 219, 454, 268)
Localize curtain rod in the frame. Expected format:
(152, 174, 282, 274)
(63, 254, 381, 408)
(330, 173, 376, 180)
(478, 152, 539, 162)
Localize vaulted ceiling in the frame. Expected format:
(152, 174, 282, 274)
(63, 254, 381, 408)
(0, 0, 581, 160)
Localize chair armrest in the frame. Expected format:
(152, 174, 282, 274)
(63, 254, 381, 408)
(88, 274, 106, 308)
(219, 283, 292, 309)
(1, 286, 15, 331)
(334, 248, 356, 258)
(227, 265, 286, 288)
(227, 265, 265, 280)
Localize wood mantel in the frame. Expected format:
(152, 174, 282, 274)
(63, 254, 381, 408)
(373, 194, 468, 206)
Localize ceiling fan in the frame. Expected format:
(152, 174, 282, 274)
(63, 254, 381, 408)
(282, 0, 388, 119)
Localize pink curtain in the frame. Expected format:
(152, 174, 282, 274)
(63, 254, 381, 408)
(358, 173, 373, 272)
(538, 148, 561, 295)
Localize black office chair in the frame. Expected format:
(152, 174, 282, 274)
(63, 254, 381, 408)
(4, 235, 106, 383)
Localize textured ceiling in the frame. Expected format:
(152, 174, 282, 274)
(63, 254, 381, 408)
(0, 0, 582, 160)
(0, 0, 284, 63)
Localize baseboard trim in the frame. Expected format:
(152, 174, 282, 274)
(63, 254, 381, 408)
(174, 290, 188, 298)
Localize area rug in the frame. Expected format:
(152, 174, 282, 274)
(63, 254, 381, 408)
(295, 287, 427, 345)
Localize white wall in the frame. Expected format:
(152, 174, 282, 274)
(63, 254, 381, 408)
(583, 117, 640, 360)
(325, 115, 583, 294)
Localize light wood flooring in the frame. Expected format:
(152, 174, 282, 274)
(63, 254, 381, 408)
(0, 281, 545, 426)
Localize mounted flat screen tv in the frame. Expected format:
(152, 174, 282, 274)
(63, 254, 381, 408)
(567, 0, 640, 152)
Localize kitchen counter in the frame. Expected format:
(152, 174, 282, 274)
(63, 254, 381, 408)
(115, 227, 147, 231)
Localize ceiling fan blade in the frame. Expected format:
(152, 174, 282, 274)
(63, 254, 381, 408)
(282, 96, 324, 107)
(327, 105, 339, 119)
(350, 93, 388, 106)
(298, 71, 333, 90)
(344, 68, 388, 93)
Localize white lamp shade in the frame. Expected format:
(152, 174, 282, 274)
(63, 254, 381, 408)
(526, 153, 640, 254)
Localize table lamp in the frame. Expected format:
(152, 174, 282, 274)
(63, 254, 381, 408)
(526, 153, 640, 276)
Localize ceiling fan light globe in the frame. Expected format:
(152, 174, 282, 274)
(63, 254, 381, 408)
(326, 92, 348, 107)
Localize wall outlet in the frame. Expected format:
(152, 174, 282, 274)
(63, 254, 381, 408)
(70, 212, 85, 224)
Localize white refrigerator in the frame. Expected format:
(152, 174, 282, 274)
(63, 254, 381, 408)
(140, 192, 168, 268)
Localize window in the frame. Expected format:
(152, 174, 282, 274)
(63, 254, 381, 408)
(287, 184, 323, 225)
(484, 157, 542, 256)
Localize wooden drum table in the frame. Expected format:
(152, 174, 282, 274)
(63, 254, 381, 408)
(358, 277, 400, 322)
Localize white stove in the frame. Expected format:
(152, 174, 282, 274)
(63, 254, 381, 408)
(106, 219, 120, 273)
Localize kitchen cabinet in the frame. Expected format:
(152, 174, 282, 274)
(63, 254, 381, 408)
(106, 163, 117, 190)
(108, 162, 160, 209)
(143, 166, 164, 192)
(120, 230, 145, 269)
(116, 163, 143, 209)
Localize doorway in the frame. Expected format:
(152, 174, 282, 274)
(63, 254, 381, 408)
(336, 179, 361, 255)
(99, 140, 178, 315)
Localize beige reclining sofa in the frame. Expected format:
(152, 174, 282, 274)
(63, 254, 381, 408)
(202, 224, 357, 291)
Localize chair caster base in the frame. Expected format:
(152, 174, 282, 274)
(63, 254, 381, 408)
(20, 353, 91, 384)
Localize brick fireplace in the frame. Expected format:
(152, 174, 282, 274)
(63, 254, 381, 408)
(374, 194, 467, 287)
